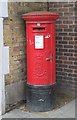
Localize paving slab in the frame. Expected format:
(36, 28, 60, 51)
(2, 99, 75, 118)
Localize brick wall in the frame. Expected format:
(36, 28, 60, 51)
(3, 2, 76, 110)
(3, 2, 47, 110)
(49, 2, 76, 96)
(4, 2, 47, 85)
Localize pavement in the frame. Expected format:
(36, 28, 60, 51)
(1, 99, 75, 118)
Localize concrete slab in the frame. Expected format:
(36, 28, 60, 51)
(5, 81, 26, 110)
(0, 116, 2, 120)
(2, 99, 75, 118)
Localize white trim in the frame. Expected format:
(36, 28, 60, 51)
(0, 19, 3, 115)
(0, 75, 5, 115)
(0, 18, 3, 47)
(0, 1, 8, 115)
(2, 47, 9, 75)
(0, 18, 5, 115)
(0, 0, 8, 18)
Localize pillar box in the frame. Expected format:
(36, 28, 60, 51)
(22, 11, 59, 112)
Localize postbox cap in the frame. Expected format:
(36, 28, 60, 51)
(22, 11, 59, 23)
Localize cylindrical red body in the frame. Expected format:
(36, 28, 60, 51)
(23, 11, 59, 86)
(23, 11, 59, 112)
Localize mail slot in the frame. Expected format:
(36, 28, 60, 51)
(33, 27, 45, 31)
(22, 11, 59, 112)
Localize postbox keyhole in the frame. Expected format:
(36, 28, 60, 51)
(45, 52, 54, 62)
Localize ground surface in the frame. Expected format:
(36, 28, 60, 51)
(2, 93, 75, 118)
(2, 100, 75, 118)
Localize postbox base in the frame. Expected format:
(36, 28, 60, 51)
(26, 84, 56, 112)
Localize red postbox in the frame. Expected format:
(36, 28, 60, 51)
(23, 11, 59, 112)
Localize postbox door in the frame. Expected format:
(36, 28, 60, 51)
(27, 24, 56, 85)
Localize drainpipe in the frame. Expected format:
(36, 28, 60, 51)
(0, 0, 9, 115)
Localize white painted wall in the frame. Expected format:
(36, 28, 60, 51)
(0, 0, 9, 115)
